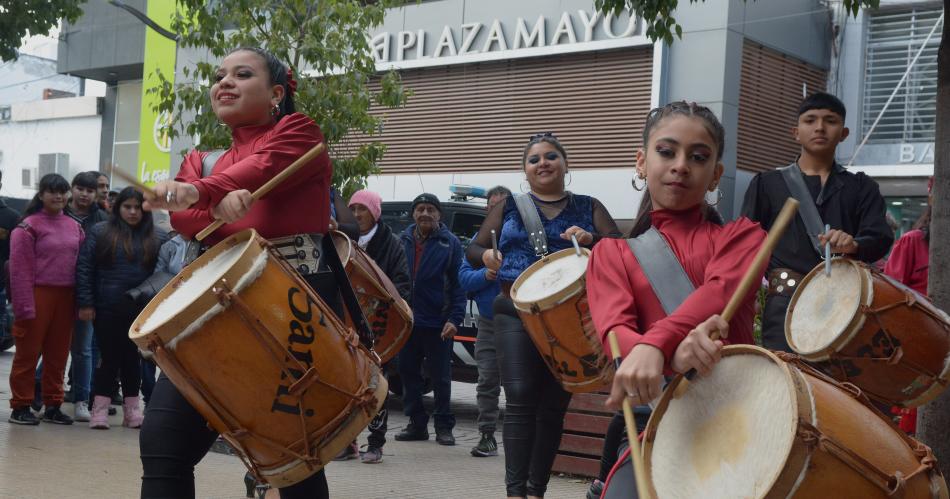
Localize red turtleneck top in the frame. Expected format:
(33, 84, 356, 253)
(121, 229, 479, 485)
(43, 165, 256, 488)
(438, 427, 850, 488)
(170, 113, 331, 244)
(587, 206, 766, 370)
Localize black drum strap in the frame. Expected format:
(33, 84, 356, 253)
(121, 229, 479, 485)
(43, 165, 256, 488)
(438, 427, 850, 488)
(319, 234, 374, 349)
(779, 162, 824, 255)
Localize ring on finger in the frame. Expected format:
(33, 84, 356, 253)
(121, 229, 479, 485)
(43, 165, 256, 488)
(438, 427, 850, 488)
(166, 190, 177, 203)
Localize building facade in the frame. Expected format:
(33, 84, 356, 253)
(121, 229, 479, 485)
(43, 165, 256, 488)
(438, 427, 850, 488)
(0, 54, 102, 198)
(55, 0, 939, 226)
(357, 0, 832, 221)
(834, 0, 942, 232)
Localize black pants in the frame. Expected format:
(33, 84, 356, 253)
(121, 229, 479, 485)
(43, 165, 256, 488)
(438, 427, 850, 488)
(366, 392, 388, 449)
(93, 310, 142, 398)
(761, 295, 793, 352)
(597, 407, 653, 482)
(139, 270, 343, 499)
(494, 295, 572, 498)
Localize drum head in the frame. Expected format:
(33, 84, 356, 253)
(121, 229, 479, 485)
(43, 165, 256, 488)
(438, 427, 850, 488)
(138, 238, 250, 335)
(512, 249, 588, 304)
(787, 259, 867, 355)
(649, 351, 797, 499)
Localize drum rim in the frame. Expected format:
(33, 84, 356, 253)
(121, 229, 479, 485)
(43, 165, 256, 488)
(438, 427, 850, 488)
(130, 228, 260, 341)
(642, 345, 815, 499)
(785, 258, 873, 359)
(510, 247, 590, 312)
(330, 231, 412, 364)
(329, 230, 353, 265)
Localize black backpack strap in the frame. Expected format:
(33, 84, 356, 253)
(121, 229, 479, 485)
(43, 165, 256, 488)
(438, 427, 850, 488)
(626, 227, 695, 316)
(778, 163, 824, 255)
(513, 193, 548, 256)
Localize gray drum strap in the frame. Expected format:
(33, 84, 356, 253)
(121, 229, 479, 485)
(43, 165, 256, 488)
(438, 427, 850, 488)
(183, 149, 226, 264)
(513, 193, 548, 256)
(779, 163, 824, 255)
(201, 149, 226, 178)
(627, 227, 695, 316)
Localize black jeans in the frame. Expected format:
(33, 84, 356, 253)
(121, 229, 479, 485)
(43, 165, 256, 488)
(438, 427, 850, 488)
(398, 325, 455, 430)
(494, 295, 572, 498)
(139, 270, 342, 499)
(761, 295, 793, 352)
(93, 310, 142, 398)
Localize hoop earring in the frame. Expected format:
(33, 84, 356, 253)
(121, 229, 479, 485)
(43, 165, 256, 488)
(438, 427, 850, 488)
(565, 171, 572, 187)
(631, 175, 646, 192)
(709, 188, 723, 207)
(520, 180, 530, 193)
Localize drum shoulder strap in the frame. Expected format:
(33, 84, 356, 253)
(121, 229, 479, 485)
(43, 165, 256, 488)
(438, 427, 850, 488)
(627, 227, 695, 316)
(778, 163, 824, 255)
(201, 149, 226, 178)
(513, 193, 548, 256)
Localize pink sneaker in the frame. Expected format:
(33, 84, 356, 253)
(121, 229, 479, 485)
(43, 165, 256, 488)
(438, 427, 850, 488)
(123, 396, 144, 428)
(89, 395, 111, 429)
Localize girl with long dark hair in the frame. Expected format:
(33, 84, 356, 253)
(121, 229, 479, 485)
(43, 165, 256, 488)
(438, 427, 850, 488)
(140, 46, 336, 499)
(465, 133, 621, 498)
(76, 187, 165, 429)
(8, 173, 84, 425)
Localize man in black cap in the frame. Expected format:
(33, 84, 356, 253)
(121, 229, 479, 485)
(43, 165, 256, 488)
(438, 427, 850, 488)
(396, 193, 465, 446)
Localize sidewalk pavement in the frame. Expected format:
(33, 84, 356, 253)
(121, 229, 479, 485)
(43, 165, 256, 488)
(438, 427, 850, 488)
(0, 349, 591, 498)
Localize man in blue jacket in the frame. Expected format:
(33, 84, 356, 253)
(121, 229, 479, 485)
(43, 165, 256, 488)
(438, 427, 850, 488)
(459, 186, 509, 457)
(396, 193, 465, 446)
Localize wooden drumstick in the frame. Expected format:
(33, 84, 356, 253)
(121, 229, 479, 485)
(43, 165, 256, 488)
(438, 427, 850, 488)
(607, 330, 653, 499)
(107, 163, 159, 199)
(672, 197, 799, 399)
(195, 142, 326, 241)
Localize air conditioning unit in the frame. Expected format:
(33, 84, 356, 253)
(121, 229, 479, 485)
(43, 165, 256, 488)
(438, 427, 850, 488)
(38, 153, 69, 179)
(21, 168, 35, 188)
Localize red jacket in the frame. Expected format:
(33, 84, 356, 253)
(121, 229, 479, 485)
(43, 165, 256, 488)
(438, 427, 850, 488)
(171, 113, 331, 244)
(587, 206, 765, 371)
(883, 229, 928, 296)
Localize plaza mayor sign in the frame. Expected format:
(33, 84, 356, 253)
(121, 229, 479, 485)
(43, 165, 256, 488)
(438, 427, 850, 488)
(370, 8, 648, 70)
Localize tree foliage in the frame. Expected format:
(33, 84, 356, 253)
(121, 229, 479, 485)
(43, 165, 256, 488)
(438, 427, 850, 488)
(153, 0, 411, 198)
(0, 0, 85, 61)
(594, 0, 880, 44)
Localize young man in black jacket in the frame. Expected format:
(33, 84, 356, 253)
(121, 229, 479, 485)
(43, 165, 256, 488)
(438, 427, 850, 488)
(741, 92, 894, 352)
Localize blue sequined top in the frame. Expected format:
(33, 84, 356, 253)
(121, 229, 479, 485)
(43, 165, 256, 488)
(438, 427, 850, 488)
(497, 193, 596, 283)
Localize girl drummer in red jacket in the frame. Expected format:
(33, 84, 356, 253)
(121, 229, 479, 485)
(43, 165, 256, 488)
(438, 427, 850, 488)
(140, 46, 334, 499)
(587, 101, 766, 411)
(586, 102, 767, 498)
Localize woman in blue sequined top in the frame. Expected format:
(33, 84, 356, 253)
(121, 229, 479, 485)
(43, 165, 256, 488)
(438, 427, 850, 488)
(466, 133, 620, 499)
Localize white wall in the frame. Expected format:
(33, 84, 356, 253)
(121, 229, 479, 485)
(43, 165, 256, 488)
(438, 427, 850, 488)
(0, 115, 102, 199)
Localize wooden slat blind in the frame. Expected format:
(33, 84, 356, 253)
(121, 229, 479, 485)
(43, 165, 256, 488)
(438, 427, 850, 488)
(347, 47, 654, 174)
(736, 41, 827, 173)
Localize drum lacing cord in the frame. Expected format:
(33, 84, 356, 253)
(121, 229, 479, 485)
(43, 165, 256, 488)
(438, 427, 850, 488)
(830, 302, 941, 385)
(214, 278, 379, 470)
(148, 338, 266, 473)
(797, 421, 913, 496)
